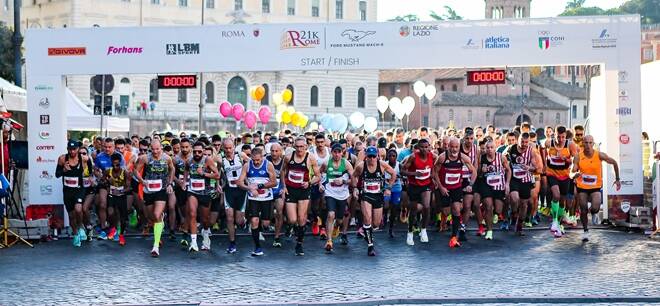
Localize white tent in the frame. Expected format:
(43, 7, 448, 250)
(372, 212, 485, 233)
(0, 77, 27, 112)
(66, 88, 129, 132)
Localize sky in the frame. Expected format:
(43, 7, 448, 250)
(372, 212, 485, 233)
(377, 0, 629, 21)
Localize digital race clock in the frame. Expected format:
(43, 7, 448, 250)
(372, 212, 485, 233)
(157, 75, 198, 89)
(466, 70, 507, 86)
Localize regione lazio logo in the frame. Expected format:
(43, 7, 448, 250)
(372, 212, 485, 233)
(166, 43, 200, 55)
(399, 26, 410, 37)
(280, 30, 321, 50)
(538, 31, 564, 49)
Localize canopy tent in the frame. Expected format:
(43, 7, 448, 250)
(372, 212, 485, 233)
(0, 77, 27, 112)
(66, 88, 129, 132)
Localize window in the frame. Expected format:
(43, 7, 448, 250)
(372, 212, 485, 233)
(335, 0, 343, 19)
(234, 0, 242, 10)
(228, 76, 247, 106)
(120, 77, 130, 84)
(583, 105, 588, 119)
(178, 89, 187, 103)
(555, 112, 561, 124)
(334, 87, 342, 107)
(422, 96, 428, 104)
(178, 0, 187, 7)
(310, 86, 319, 107)
(357, 87, 365, 108)
(287, 0, 295, 15)
(572, 105, 577, 119)
(539, 112, 544, 124)
(312, 0, 319, 17)
(449, 109, 454, 121)
(467, 110, 473, 122)
(643, 49, 653, 61)
(359, 1, 367, 21)
(262, 0, 270, 13)
(89, 77, 95, 100)
(423, 115, 429, 126)
(206, 0, 214, 9)
(440, 84, 445, 91)
(149, 78, 158, 102)
(389, 85, 396, 96)
(486, 110, 491, 122)
(205, 81, 214, 104)
(150, 0, 159, 4)
(452, 84, 458, 92)
(261, 84, 269, 106)
(286, 84, 295, 105)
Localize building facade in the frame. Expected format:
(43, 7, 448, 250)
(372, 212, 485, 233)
(1, 0, 379, 133)
(642, 23, 660, 64)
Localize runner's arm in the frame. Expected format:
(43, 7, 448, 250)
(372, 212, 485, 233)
(235, 163, 251, 191)
(166, 157, 175, 187)
(265, 162, 278, 189)
(399, 156, 416, 177)
(133, 155, 146, 184)
(351, 162, 364, 188)
(344, 161, 354, 184)
(309, 158, 322, 185)
(463, 154, 477, 186)
(205, 157, 220, 180)
(599, 151, 620, 182)
(55, 155, 65, 178)
(502, 156, 511, 186)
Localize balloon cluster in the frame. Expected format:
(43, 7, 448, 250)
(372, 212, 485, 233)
(375, 80, 437, 122)
(218, 101, 271, 130)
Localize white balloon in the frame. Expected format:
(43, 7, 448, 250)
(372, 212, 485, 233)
(424, 84, 437, 100)
(273, 93, 283, 105)
(376, 96, 389, 114)
(394, 109, 405, 120)
(364, 117, 378, 133)
(402, 96, 415, 116)
(389, 97, 402, 114)
(309, 121, 319, 130)
(413, 80, 426, 97)
(349, 111, 365, 129)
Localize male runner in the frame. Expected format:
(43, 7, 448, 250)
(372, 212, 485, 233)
(477, 140, 510, 240)
(174, 138, 192, 245)
(384, 149, 403, 238)
(400, 138, 434, 246)
(460, 128, 482, 239)
(545, 126, 578, 237)
(310, 133, 330, 239)
(104, 153, 131, 246)
(56, 140, 86, 247)
(505, 132, 541, 236)
(322, 143, 354, 252)
(185, 141, 220, 252)
(267, 143, 286, 247)
(221, 138, 249, 254)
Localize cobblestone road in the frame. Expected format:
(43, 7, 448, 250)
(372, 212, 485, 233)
(1, 228, 659, 305)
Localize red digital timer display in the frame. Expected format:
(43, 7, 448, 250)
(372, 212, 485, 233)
(466, 70, 507, 86)
(157, 75, 197, 89)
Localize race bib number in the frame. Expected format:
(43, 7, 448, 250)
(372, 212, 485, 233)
(288, 170, 305, 184)
(110, 185, 125, 195)
(461, 165, 471, 178)
(190, 179, 205, 191)
(83, 177, 93, 188)
(63, 176, 79, 188)
(364, 181, 381, 194)
(513, 166, 527, 179)
(549, 156, 565, 166)
(444, 173, 461, 185)
(582, 174, 598, 185)
(486, 174, 503, 187)
(416, 167, 431, 180)
(145, 180, 163, 192)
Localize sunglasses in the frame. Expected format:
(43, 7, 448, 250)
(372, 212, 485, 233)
(367, 155, 377, 158)
(80, 152, 87, 156)
(576, 134, 584, 137)
(193, 150, 204, 154)
(139, 149, 148, 152)
(295, 145, 306, 148)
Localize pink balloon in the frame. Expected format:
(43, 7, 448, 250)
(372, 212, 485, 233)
(219, 101, 232, 118)
(232, 103, 245, 121)
(244, 111, 257, 129)
(258, 106, 272, 124)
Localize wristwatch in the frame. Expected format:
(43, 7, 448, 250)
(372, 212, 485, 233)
(258, 183, 265, 189)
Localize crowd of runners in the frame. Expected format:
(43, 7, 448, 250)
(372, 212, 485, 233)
(55, 122, 620, 257)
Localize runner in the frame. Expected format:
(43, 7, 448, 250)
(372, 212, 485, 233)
(93, 137, 124, 239)
(434, 137, 476, 248)
(352, 146, 396, 256)
(184, 141, 220, 252)
(383, 149, 403, 238)
(221, 138, 249, 254)
(55, 140, 86, 247)
(544, 126, 579, 237)
(79, 146, 96, 241)
(134, 140, 176, 257)
(460, 127, 482, 239)
(505, 132, 541, 236)
(322, 143, 354, 252)
(281, 137, 322, 256)
(237, 147, 278, 256)
(400, 138, 435, 246)
(310, 133, 330, 239)
(174, 138, 192, 245)
(104, 153, 131, 246)
(477, 140, 510, 240)
(572, 135, 621, 242)
(267, 143, 286, 248)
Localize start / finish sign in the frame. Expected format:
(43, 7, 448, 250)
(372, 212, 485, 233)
(25, 16, 643, 221)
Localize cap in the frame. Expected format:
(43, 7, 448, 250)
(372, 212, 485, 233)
(366, 146, 378, 157)
(164, 131, 173, 138)
(67, 140, 80, 150)
(331, 143, 343, 152)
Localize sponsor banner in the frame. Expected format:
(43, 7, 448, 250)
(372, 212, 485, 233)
(592, 29, 617, 49)
(48, 47, 86, 56)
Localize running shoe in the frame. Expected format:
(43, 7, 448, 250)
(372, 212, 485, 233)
(332, 225, 340, 239)
(180, 238, 189, 247)
(86, 228, 94, 242)
(532, 215, 540, 226)
(73, 233, 81, 247)
(119, 234, 126, 246)
(340, 234, 349, 245)
(492, 214, 499, 225)
(78, 228, 87, 241)
(560, 224, 566, 235)
(581, 231, 590, 242)
(312, 220, 320, 236)
(113, 231, 120, 242)
(295, 243, 304, 256)
(226, 242, 237, 254)
(107, 227, 117, 240)
(523, 221, 533, 228)
(212, 223, 220, 231)
(485, 230, 493, 240)
(412, 225, 421, 234)
(272, 237, 282, 248)
(476, 224, 486, 237)
(259, 231, 266, 242)
(420, 228, 429, 243)
(458, 225, 467, 242)
(406, 232, 414, 246)
(591, 213, 600, 226)
(367, 245, 376, 257)
(515, 221, 525, 236)
(151, 246, 160, 257)
(251, 247, 264, 256)
(540, 207, 550, 217)
(553, 229, 563, 238)
(98, 230, 108, 240)
(500, 220, 510, 231)
(449, 236, 461, 248)
(400, 208, 409, 224)
(319, 228, 327, 240)
(202, 229, 212, 250)
(189, 241, 199, 252)
(128, 210, 138, 229)
(325, 240, 333, 253)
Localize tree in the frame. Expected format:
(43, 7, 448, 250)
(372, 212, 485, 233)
(0, 23, 14, 83)
(559, 0, 659, 24)
(565, 0, 586, 10)
(388, 14, 420, 22)
(430, 6, 463, 21)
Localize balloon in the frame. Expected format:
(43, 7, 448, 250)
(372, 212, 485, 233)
(299, 115, 309, 128)
(282, 89, 293, 103)
(376, 96, 389, 114)
(258, 106, 271, 124)
(413, 80, 426, 97)
(291, 112, 302, 127)
(244, 111, 257, 129)
(364, 117, 378, 133)
(349, 112, 365, 129)
(219, 101, 232, 118)
(276, 111, 283, 123)
(273, 93, 283, 105)
(232, 103, 245, 121)
(389, 97, 402, 114)
(249, 86, 257, 101)
(320, 114, 333, 128)
(394, 109, 405, 120)
(282, 111, 292, 124)
(286, 106, 295, 114)
(332, 114, 348, 133)
(276, 104, 287, 114)
(402, 96, 415, 116)
(254, 85, 266, 101)
(310, 122, 319, 130)
(424, 84, 437, 100)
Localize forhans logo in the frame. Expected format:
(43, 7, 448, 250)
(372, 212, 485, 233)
(107, 46, 143, 55)
(280, 30, 321, 49)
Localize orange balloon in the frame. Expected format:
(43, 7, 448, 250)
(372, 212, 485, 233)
(254, 86, 266, 101)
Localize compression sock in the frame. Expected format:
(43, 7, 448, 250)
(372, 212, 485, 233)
(251, 226, 261, 248)
(153, 222, 164, 248)
(550, 201, 560, 221)
(363, 224, 373, 246)
(408, 213, 416, 232)
(451, 215, 461, 237)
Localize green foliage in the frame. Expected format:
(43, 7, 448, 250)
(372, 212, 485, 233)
(0, 22, 14, 83)
(388, 14, 420, 22)
(390, 6, 462, 22)
(559, 0, 659, 24)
